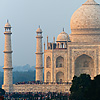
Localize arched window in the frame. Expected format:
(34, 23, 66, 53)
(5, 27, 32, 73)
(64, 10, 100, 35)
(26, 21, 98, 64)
(58, 43, 59, 48)
(56, 56, 64, 68)
(75, 54, 94, 78)
(56, 71, 64, 83)
(50, 44, 52, 49)
(46, 72, 51, 82)
(65, 42, 67, 48)
(61, 43, 63, 48)
(46, 56, 51, 68)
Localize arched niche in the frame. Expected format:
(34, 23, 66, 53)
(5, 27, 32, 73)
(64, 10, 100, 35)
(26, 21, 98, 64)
(56, 71, 64, 83)
(46, 71, 51, 82)
(75, 54, 94, 78)
(56, 56, 64, 68)
(46, 56, 51, 68)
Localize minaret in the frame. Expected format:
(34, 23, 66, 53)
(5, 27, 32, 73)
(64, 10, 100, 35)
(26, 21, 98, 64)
(35, 26, 43, 81)
(2, 20, 13, 92)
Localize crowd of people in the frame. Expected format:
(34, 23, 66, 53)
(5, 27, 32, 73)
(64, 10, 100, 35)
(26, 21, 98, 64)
(15, 81, 72, 85)
(4, 92, 70, 100)
(1, 81, 71, 99)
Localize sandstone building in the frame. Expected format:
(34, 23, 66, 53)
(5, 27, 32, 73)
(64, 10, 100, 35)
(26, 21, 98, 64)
(2, 0, 100, 92)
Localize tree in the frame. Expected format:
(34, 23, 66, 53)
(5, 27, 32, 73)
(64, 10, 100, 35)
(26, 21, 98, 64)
(0, 88, 5, 96)
(85, 75, 100, 100)
(69, 74, 91, 100)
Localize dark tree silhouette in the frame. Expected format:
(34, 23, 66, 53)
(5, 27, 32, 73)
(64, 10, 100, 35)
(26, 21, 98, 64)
(70, 74, 91, 100)
(85, 75, 100, 100)
(0, 88, 5, 96)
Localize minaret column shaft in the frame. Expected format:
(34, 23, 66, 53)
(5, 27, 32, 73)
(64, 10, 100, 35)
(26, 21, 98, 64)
(2, 20, 13, 92)
(36, 54, 43, 67)
(3, 68, 13, 85)
(4, 34, 12, 51)
(35, 28, 43, 82)
(36, 37, 42, 52)
(3, 33, 13, 85)
(4, 53, 12, 68)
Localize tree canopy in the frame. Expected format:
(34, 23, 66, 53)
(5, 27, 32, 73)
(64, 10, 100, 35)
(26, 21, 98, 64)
(85, 75, 100, 100)
(0, 88, 5, 96)
(70, 74, 91, 100)
(70, 74, 100, 100)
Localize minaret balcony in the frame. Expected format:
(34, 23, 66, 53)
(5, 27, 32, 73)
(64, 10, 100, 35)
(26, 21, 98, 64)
(4, 31, 12, 34)
(3, 51, 13, 53)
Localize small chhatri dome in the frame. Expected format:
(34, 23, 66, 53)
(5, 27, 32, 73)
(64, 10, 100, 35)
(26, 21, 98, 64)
(4, 20, 11, 28)
(56, 29, 68, 42)
(36, 26, 42, 33)
(70, 0, 100, 34)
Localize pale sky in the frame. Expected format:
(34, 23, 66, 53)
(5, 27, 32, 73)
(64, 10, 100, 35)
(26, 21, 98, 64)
(0, 0, 99, 66)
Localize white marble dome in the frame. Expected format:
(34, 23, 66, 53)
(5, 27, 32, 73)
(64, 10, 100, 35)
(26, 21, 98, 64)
(70, 0, 100, 34)
(56, 31, 68, 42)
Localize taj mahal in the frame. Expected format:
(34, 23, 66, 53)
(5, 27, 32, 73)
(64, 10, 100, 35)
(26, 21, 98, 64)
(2, 0, 100, 92)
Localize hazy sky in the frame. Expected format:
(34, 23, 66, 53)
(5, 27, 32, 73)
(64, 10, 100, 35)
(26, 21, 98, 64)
(0, 0, 99, 66)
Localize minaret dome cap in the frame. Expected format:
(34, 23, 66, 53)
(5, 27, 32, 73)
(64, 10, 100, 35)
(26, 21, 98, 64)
(36, 26, 42, 33)
(4, 20, 11, 28)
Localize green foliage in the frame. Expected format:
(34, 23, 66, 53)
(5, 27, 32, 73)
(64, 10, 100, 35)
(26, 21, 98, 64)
(0, 88, 5, 96)
(13, 70, 36, 83)
(0, 71, 36, 87)
(70, 74, 91, 100)
(85, 75, 100, 100)
(0, 72, 3, 88)
(70, 74, 100, 100)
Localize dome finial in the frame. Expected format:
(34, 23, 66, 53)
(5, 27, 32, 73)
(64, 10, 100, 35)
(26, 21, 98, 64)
(63, 28, 64, 32)
(36, 25, 42, 33)
(7, 19, 9, 23)
(4, 20, 11, 28)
